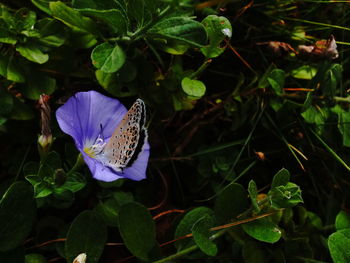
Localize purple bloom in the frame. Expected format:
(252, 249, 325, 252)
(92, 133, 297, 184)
(56, 91, 150, 182)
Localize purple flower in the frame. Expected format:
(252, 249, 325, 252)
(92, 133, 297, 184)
(56, 91, 150, 182)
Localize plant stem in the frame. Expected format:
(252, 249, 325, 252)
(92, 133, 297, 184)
(67, 153, 85, 175)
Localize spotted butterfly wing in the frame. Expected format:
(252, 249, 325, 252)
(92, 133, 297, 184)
(101, 99, 147, 172)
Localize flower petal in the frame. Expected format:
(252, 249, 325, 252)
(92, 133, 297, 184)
(122, 140, 150, 181)
(56, 91, 127, 150)
(83, 154, 124, 182)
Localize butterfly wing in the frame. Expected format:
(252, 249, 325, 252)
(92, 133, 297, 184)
(101, 99, 147, 172)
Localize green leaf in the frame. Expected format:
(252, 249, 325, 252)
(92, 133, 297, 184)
(127, 0, 153, 29)
(175, 207, 214, 250)
(271, 168, 290, 189)
(0, 24, 16, 44)
(214, 183, 250, 223)
(35, 18, 66, 47)
(291, 65, 317, 80)
(65, 210, 107, 263)
(31, 0, 52, 15)
(49, 1, 97, 34)
(78, 9, 127, 34)
(200, 15, 232, 58)
(328, 229, 350, 263)
(14, 8, 37, 31)
(335, 211, 350, 231)
(25, 253, 47, 263)
(0, 53, 25, 83)
(148, 17, 207, 47)
(192, 215, 217, 256)
(181, 77, 206, 98)
(242, 218, 282, 243)
(91, 42, 126, 73)
(248, 180, 260, 213)
(0, 88, 13, 116)
(94, 198, 120, 227)
(268, 182, 303, 209)
(20, 69, 56, 100)
(0, 181, 36, 251)
(16, 43, 49, 64)
(336, 108, 350, 147)
(301, 106, 329, 125)
(267, 69, 285, 95)
(118, 202, 156, 260)
(59, 172, 86, 193)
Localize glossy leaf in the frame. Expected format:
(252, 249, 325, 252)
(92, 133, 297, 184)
(118, 202, 156, 261)
(328, 229, 350, 263)
(248, 180, 260, 213)
(268, 182, 303, 209)
(65, 210, 107, 263)
(192, 215, 217, 256)
(91, 43, 126, 73)
(49, 1, 97, 34)
(175, 207, 214, 250)
(242, 218, 282, 244)
(335, 211, 350, 231)
(0, 54, 25, 83)
(181, 77, 206, 98)
(214, 183, 250, 223)
(271, 168, 290, 189)
(0, 182, 36, 251)
(201, 15, 232, 58)
(148, 17, 207, 47)
(267, 69, 285, 95)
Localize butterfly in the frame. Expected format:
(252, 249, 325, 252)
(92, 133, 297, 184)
(99, 99, 147, 172)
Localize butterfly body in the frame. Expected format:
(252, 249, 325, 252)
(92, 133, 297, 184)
(99, 99, 147, 172)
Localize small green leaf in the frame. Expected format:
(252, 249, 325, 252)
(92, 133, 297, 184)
(148, 17, 207, 47)
(175, 207, 214, 250)
(0, 181, 36, 251)
(31, 0, 52, 15)
(0, 88, 13, 116)
(94, 198, 120, 227)
(181, 77, 206, 98)
(59, 172, 86, 193)
(336, 211, 350, 231)
(192, 215, 217, 256)
(118, 202, 156, 261)
(0, 54, 25, 83)
(16, 44, 49, 64)
(242, 218, 282, 243)
(268, 182, 303, 209)
(24, 253, 47, 263)
(79, 9, 127, 34)
(267, 69, 285, 95)
(214, 183, 250, 224)
(49, 1, 97, 34)
(291, 65, 317, 80)
(91, 43, 126, 73)
(301, 106, 329, 125)
(35, 18, 66, 47)
(65, 210, 107, 263)
(201, 15, 232, 58)
(248, 180, 260, 213)
(271, 168, 290, 189)
(20, 69, 56, 100)
(328, 229, 350, 263)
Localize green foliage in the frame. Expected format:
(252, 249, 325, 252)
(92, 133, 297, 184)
(65, 210, 107, 263)
(0, 0, 349, 262)
(118, 202, 156, 261)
